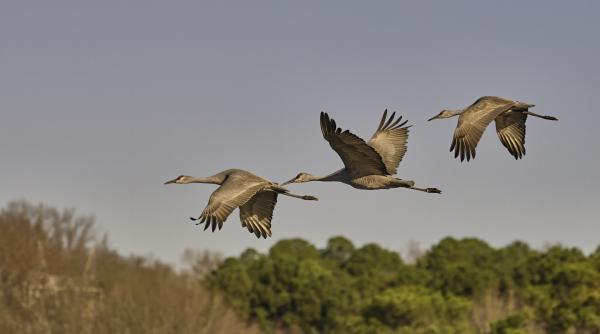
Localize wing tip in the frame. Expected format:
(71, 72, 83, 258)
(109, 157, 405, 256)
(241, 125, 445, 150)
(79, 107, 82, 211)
(378, 110, 412, 131)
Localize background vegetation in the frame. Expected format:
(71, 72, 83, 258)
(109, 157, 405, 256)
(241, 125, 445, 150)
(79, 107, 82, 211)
(0, 201, 260, 334)
(214, 236, 600, 334)
(1, 201, 599, 333)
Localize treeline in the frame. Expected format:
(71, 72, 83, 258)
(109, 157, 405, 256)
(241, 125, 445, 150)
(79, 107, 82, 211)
(212, 237, 600, 333)
(2, 201, 599, 333)
(0, 201, 261, 334)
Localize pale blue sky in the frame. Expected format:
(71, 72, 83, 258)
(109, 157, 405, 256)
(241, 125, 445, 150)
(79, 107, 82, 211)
(1, 1, 599, 263)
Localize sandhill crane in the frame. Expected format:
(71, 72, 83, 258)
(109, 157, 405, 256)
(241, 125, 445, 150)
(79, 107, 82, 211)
(428, 96, 558, 161)
(281, 111, 442, 193)
(165, 169, 317, 239)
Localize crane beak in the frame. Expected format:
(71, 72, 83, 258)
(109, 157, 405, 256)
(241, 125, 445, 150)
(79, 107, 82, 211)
(164, 178, 178, 184)
(280, 178, 295, 186)
(427, 115, 438, 121)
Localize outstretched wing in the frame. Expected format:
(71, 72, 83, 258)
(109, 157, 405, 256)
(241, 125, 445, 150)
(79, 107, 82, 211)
(320, 112, 388, 178)
(367, 110, 410, 175)
(194, 177, 266, 232)
(496, 112, 527, 159)
(451, 96, 516, 162)
(239, 191, 278, 239)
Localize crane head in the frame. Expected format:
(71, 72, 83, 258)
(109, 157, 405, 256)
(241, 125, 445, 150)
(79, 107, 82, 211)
(428, 109, 457, 121)
(280, 172, 313, 186)
(164, 175, 192, 184)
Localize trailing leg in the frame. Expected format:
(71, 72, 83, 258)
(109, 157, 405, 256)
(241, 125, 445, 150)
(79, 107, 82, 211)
(271, 186, 318, 201)
(524, 111, 558, 121)
(280, 192, 318, 201)
(393, 178, 441, 193)
(409, 186, 442, 194)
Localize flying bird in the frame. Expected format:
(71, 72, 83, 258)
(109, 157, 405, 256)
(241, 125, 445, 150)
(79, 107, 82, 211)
(281, 111, 441, 193)
(428, 96, 558, 161)
(165, 169, 317, 239)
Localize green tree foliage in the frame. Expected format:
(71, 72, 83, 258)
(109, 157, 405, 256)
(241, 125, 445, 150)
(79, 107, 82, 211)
(419, 237, 499, 296)
(322, 236, 355, 264)
(4, 200, 600, 334)
(213, 239, 356, 333)
(523, 246, 600, 332)
(365, 285, 472, 333)
(215, 236, 600, 333)
(343, 243, 405, 298)
(489, 310, 533, 334)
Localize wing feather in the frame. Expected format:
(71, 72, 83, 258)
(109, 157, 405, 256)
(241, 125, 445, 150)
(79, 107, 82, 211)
(239, 191, 278, 239)
(367, 110, 411, 175)
(451, 96, 516, 161)
(496, 112, 527, 159)
(320, 112, 388, 178)
(193, 176, 266, 233)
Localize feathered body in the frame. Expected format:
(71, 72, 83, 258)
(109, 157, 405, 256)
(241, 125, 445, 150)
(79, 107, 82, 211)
(429, 96, 558, 161)
(282, 111, 440, 194)
(165, 169, 317, 239)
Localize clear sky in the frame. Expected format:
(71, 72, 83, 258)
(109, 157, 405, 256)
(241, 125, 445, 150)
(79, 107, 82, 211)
(1, 1, 599, 264)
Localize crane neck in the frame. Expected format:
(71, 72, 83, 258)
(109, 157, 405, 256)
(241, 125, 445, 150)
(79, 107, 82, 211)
(186, 176, 222, 185)
(449, 109, 464, 117)
(315, 169, 347, 182)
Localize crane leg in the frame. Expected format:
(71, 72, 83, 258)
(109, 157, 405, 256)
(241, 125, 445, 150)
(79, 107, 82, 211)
(408, 186, 442, 194)
(523, 111, 558, 121)
(271, 186, 318, 201)
(393, 178, 441, 194)
(392, 178, 416, 187)
(280, 191, 318, 201)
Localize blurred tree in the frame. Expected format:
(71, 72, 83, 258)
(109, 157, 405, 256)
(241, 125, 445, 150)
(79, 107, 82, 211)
(419, 237, 498, 296)
(181, 249, 223, 278)
(495, 241, 537, 290)
(489, 310, 532, 334)
(322, 236, 355, 265)
(364, 285, 472, 333)
(343, 243, 404, 298)
(6, 201, 600, 334)
(0, 201, 260, 334)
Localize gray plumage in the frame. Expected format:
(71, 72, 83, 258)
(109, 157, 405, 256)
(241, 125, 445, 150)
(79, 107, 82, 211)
(282, 111, 441, 194)
(428, 96, 558, 161)
(165, 169, 317, 239)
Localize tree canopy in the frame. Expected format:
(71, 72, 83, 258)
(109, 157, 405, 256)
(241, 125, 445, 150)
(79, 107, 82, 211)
(2, 200, 599, 334)
(213, 237, 600, 333)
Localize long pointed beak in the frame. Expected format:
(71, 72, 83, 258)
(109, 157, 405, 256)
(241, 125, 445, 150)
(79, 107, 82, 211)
(427, 115, 438, 121)
(164, 178, 178, 185)
(280, 178, 295, 186)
